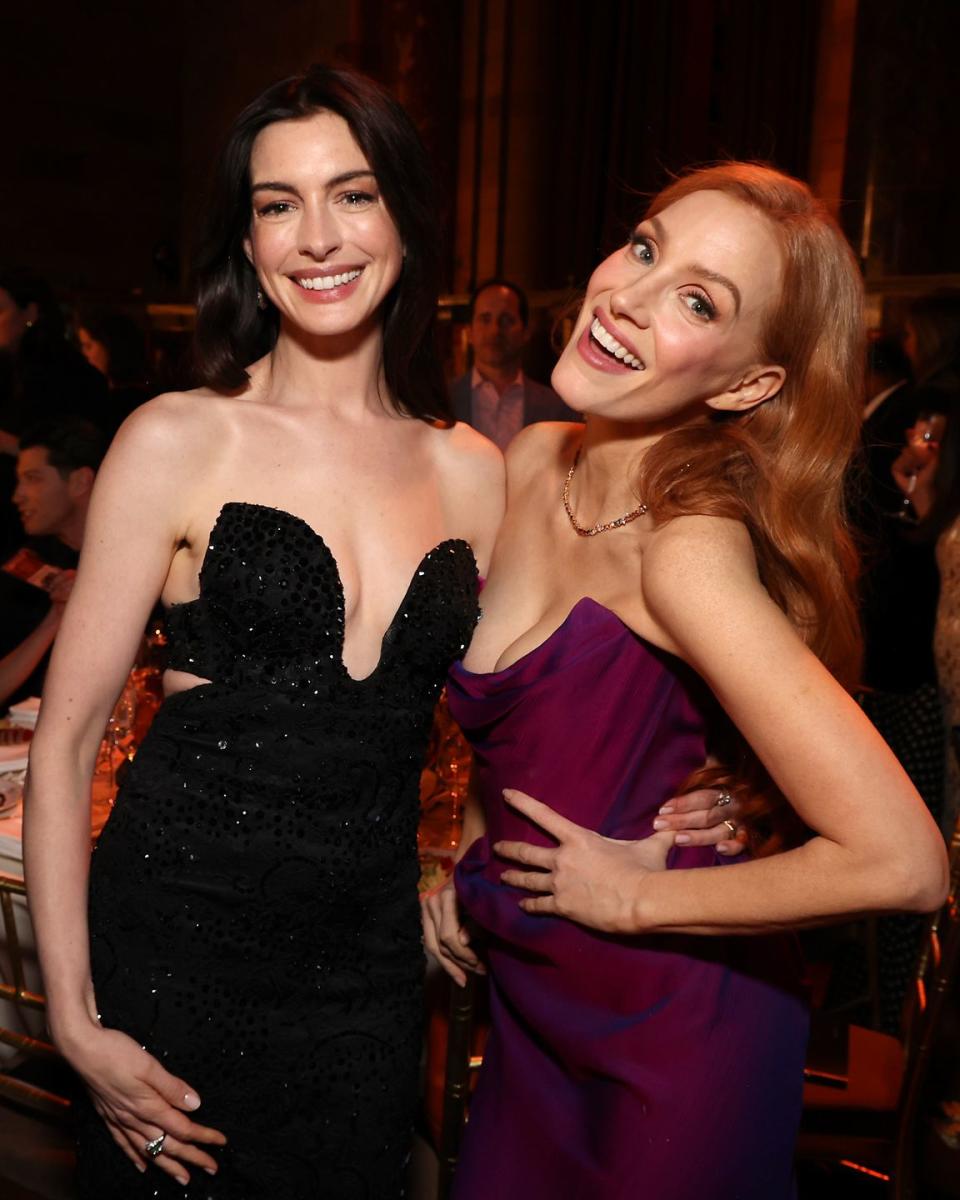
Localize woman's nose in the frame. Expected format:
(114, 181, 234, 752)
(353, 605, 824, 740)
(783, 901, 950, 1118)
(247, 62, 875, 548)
(609, 279, 653, 328)
(297, 203, 343, 260)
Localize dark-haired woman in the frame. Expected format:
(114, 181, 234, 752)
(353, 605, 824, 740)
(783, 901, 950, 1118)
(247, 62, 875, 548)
(423, 165, 948, 1198)
(24, 67, 503, 1198)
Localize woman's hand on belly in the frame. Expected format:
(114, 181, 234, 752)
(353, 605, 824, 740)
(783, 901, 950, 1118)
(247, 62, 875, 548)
(494, 788, 675, 933)
(60, 1019, 227, 1185)
(421, 880, 487, 987)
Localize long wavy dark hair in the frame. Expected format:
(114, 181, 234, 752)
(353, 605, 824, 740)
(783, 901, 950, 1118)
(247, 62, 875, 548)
(193, 65, 450, 423)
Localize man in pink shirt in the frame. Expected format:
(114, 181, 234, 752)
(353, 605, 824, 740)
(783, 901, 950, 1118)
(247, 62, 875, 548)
(449, 279, 575, 450)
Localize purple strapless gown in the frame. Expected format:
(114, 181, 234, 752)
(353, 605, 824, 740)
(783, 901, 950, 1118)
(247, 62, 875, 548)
(449, 598, 808, 1199)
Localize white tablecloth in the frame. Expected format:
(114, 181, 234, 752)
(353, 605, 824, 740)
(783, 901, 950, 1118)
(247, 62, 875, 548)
(0, 783, 112, 1062)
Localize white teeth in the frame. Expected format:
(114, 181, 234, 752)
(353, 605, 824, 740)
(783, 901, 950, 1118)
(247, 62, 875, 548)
(294, 268, 363, 291)
(590, 317, 644, 369)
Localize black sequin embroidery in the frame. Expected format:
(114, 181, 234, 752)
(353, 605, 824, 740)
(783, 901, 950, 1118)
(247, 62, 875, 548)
(79, 502, 479, 1199)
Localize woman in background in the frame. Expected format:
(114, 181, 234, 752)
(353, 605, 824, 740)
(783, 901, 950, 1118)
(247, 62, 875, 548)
(892, 291, 960, 838)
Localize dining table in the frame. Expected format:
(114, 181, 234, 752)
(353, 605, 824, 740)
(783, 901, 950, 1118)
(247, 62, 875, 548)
(0, 754, 114, 1065)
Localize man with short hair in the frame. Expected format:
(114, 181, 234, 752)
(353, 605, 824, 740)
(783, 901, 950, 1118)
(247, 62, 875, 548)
(0, 417, 105, 708)
(449, 279, 576, 450)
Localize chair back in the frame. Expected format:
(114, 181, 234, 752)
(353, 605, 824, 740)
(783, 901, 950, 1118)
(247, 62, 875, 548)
(0, 872, 71, 1116)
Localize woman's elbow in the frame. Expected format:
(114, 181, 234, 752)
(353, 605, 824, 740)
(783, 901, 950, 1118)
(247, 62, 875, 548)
(886, 839, 950, 914)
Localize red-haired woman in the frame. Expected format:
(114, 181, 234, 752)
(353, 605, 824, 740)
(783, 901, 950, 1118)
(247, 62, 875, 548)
(423, 163, 949, 1198)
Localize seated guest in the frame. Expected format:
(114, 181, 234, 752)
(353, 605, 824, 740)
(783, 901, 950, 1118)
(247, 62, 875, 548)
(0, 418, 105, 709)
(449, 278, 576, 449)
(0, 268, 109, 554)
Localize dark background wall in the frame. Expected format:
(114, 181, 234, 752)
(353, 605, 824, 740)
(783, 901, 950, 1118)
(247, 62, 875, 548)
(2, 0, 958, 315)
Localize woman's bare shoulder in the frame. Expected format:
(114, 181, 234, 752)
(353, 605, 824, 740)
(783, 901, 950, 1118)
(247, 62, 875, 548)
(639, 515, 768, 651)
(430, 419, 505, 488)
(643, 514, 757, 592)
(112, 387, 242, 457)
(505, 420, 583, 484)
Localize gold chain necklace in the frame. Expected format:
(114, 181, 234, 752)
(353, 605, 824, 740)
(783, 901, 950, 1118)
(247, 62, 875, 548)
(562, 448, 648, 537)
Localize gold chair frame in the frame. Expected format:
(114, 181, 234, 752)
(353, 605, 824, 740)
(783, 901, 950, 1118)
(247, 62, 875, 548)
(0, 872, 71, 1117)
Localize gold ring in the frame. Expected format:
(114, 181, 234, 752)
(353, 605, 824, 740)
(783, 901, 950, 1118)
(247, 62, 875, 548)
(722, 819, 737, 839)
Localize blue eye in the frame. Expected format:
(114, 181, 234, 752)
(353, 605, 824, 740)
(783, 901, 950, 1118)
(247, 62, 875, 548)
(683, 291, 716, 321)
(628, 233, 655, 265)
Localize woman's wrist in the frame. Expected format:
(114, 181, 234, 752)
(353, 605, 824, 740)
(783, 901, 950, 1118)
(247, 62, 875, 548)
(626, 869, 660, 934)
(47, 993, 101, 1052)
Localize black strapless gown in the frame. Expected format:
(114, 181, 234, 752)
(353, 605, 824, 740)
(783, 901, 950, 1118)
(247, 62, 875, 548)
(78, 502, 479, 1199)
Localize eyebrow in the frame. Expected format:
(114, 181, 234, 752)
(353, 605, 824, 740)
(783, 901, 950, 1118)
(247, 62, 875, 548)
(251, 169, 376, 196)
(646, 215, 742, 315)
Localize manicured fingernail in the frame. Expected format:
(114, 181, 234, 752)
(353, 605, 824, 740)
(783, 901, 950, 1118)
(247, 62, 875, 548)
(652, 818, 668, 831)
(717, 844, 733, 854)
(658, 805, 674, 815)
(176, 1175, 189, 1186)
(184, 1091, 200, 1110)
(206, 1167, 218, 1175)
(136, 1162, 146, 1173)
(675, 833, 691, 845)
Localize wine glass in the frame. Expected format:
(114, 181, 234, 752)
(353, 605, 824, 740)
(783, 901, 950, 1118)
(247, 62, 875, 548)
(94, 681, 138, 803)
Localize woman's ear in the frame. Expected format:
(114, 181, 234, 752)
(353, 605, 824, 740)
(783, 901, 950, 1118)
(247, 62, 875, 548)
(707, 363, 787, 414)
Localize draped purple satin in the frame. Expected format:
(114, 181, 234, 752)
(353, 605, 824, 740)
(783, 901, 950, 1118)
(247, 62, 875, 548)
(449, 598, 808, 1199)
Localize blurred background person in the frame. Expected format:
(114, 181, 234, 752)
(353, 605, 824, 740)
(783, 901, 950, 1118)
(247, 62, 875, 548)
(892, 292, 960, 838)
(0, 268, 108, 555)
(449, 279, 575, 450)
(0, 417, 105, 710)
(73, 306, 154, 436)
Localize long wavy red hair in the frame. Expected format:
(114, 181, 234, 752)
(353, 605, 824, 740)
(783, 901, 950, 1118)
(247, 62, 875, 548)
(635, 164, 865, 847)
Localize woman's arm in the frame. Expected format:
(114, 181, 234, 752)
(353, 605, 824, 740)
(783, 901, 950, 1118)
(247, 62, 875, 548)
(23, 399, 226, 1185)
(498, 515, 949, 934)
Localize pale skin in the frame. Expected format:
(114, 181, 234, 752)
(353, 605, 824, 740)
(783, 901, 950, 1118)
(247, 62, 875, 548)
(23, 110, 507, 1188)
(423, 189, 948, 983)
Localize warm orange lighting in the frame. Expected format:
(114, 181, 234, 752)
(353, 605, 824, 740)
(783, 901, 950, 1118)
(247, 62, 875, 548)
(839, 1159, 891, 1182)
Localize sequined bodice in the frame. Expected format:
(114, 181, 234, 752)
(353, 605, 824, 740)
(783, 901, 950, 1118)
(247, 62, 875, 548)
(165, 501, 479, 693)
(83, 500, 480, 1197)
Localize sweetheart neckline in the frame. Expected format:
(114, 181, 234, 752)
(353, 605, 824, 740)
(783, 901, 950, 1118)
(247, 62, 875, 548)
(168, 500, 477, 684)
(453, 596, 669, 681)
